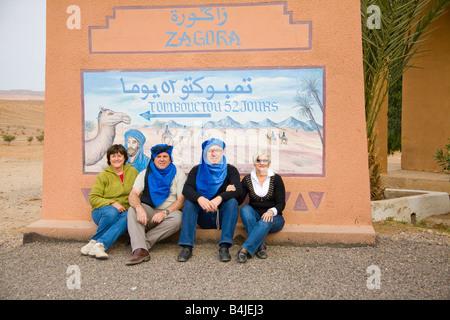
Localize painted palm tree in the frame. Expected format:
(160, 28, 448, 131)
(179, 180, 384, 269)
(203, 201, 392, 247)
(293, 93, 323, 145)
(301, 77, 323, 112)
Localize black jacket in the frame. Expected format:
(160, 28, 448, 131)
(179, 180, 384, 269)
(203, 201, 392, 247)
(238, 173, 286, 216)
(182, 164, 242, 202)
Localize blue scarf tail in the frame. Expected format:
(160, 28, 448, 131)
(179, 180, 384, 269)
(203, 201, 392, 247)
(147, 144, 176, 207)
(196, 138, 227, 199)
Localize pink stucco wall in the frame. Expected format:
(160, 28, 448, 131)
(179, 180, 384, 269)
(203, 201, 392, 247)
(40, 0, 373, 243)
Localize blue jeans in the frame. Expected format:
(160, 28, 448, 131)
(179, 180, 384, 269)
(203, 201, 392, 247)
(91, 205, 128, 250)
(240, 205, 285, 256)
(178, 198, 239, 248)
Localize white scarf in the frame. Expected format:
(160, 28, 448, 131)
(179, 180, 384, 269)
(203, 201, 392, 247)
(250, 168, 278, 216)
(250, 168, 275, 197)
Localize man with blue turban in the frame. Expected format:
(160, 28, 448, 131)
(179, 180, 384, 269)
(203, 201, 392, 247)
(126, 144, 186, 265)
(124, 129, 150, 172)
(177, 138, 242, 262)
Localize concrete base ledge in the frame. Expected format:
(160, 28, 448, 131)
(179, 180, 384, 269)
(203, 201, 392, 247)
(23, 219, 376, 246)
(23, 220, 97, 244)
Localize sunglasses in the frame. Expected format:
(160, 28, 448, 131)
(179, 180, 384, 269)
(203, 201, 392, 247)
(256, 159, 270, 164)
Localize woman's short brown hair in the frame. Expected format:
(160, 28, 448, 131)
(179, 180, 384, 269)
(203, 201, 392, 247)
(106, 144, 128, 165)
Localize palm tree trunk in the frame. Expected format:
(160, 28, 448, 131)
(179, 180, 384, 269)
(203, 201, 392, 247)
(311, 90, 323, 112)
(368, 137, 385, 200)
(306, 109, 323, 145)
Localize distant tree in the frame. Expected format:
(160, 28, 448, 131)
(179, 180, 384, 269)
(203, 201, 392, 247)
(36, 133, 44, 144)
(2, 135, 16, 145)
(85, 120, 95, 137)
(27, 136, 34, 145)
(152, 120, 166, 134)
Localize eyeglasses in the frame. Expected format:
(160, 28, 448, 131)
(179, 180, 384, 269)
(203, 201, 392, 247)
(207, 148, 224, 153)
(256, 159, 270, 164)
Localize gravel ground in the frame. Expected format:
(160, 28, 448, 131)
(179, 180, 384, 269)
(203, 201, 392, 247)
(1, 158, 448, 302)
(1, 231, 448, 300)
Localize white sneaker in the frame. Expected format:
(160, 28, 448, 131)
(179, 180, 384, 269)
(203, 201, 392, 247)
(80, 239, 96, 256)
(88, 242, 109, 260)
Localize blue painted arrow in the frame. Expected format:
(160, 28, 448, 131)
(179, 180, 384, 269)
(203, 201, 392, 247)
(140, 111, 211, 121)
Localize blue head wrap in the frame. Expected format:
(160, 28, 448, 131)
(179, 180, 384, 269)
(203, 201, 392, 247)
(124, 129, 146, 145)
(146, 144, 177, 207)
(124, 129, 150, 172)
(196, 138, 227, 199)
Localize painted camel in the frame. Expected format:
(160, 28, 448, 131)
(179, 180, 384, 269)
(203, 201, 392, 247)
(84, 107, 131, 166)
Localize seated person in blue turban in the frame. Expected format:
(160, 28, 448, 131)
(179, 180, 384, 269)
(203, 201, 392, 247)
(177, 138, 242, 262)
(124, 129, 150, 172)
(126, 144, 186, 265)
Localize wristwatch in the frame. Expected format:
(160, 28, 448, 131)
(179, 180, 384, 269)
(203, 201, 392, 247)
(164, 209, 170, 215)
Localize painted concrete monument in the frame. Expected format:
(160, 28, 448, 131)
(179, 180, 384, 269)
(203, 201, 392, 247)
(26, 0, 375, 245)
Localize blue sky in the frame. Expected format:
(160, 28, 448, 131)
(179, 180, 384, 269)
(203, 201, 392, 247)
(0, 0, 46, 91)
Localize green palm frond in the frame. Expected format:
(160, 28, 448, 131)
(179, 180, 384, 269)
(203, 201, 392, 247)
(361, 0, 450, 199)
(362, 0, 449, 139)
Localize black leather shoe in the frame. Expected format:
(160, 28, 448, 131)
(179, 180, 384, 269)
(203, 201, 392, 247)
(255, 245, 267, 259)
(237, 249, 248, 263)
(177, 247, 192, 262)
(219, 247, 231, 262)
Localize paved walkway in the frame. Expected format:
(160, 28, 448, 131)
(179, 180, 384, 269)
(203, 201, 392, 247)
(381, 152, 449, 193)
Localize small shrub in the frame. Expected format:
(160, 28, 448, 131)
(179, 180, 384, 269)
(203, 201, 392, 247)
(2, 135, 16, 145)
(36, 133, 44, 144)
(433, 139, 450, 172)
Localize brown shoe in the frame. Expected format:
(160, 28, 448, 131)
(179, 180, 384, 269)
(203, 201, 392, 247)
(125, 248, 150, 265)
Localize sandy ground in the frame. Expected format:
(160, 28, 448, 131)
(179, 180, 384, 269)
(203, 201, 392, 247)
(0, 99, 448, 250)
(0, 144, 43, 248)
(0, 99, 44, 248)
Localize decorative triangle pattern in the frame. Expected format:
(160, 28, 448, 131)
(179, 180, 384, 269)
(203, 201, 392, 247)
(285, 191, 291, 203)
(308, 191, 324, 209)
(293, 193, 308, 211)
(81, 188, 91, 204)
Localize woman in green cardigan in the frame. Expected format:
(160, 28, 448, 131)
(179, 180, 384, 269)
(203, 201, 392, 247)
(81, 144, 138, 259)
